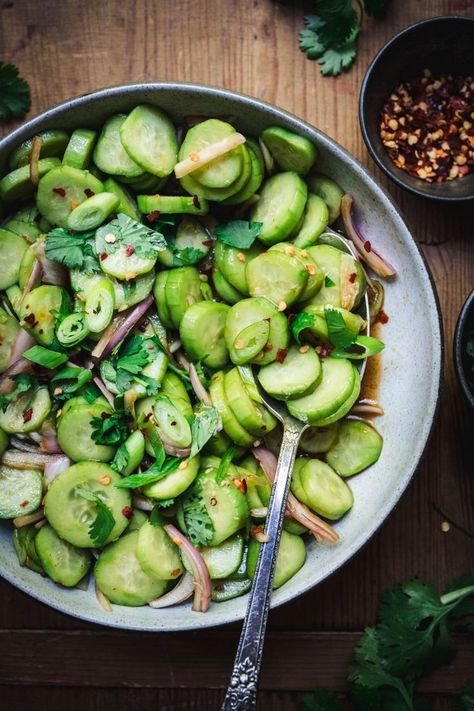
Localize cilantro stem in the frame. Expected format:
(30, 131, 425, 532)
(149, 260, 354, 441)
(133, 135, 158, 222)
(355, 0, 364, 24)
(440, 585, 474, 607)
(433, 502, 474, 539)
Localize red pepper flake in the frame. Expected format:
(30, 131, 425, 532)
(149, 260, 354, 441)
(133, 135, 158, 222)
(276, 348, 288, 364)
(84, 188, 95, 198)
(53, 187, 66, 197)
(138, 320, 149, 333)
(143, 411, 153, 423)
(232, 478, 247, 494)
(23, 408, 33, 423)
(20, 500, 30, 508)
(349, 272, 357, 283)
(376, 309, 389, 324)
(210, 497, 217, 506)
(125, 244, 135, 257)
(100, 411, 111, 420)
(24, 312, 36, 325)
(171, 568, 181, 577)
(146, 210, 160, 223)
(100, 252, 108, 261)
(364, 241, 372, 253)
(192, 195, 201, 210)
(121, 506, 133, 519)
(202, 239, 213, 247)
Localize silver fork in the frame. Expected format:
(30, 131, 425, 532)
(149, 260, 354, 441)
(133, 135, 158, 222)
(221, 230, 369, 710)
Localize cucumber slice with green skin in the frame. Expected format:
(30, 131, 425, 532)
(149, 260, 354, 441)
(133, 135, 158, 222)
(291, 457, 353, 520)
(62, 129, 97, 170)
(161, 372, 193, 415)
(261, 126, 317, 175)
(293, 194, 329, 248)
(102, 349, 168, 398)
(164, 266, 203, 329)
(67, 192, 120, 232)
(103, 177, 140, 220)
(6, 285, 23, 318)
(212, 577, 252, 601)
(10, 203, 42, 223)
(179, 301, 230, 369)
(153, 395, 192, 449)
(120, 173, 166, 194)
(230, 320, 270, 365)
(57, 398, 116, 462)
(94, 531, 167, 606)
(0, 387, 51, 434)
(36, 165, 105, 229)
(306, 174, 344, 224)
(84, 277, 116, 333)
(180, 144, 252, 202)
(97, 244, 156, 281)
(0, 429, 9, 457)
(71, 270, 154, 312)
(251, 172, 308, 246)
(56, 311, 90, 347)
(203, 430, 243, 458)
(127, 508, 148, 532)
(0, 466, 43, 519)
(8, 130, 69, 170)
(0, 229, 28, 290)
(269, 242, 324, 302)
(247, 529, 306, 589)
(340, 253, 366, 311)
(142, 455, 200, 500)
(209, 372, 255, 447)
(287, 357, 355, 425)
(0, 157, 61, 202)
(0, 307, 20, 373)
(246, 250, 308, 308)
(35, 524, 91, 587)
(12, 525, 43, 573)
(224, 368, 277, 438)
(298, 423, 340, 454)
(305, 244, 342, 308)
(224, 297, 289, 367)
(214, 240, 264, 295)
(311, 366, 361, 427)
(120, 105, 178, 178)
(93, 114, 143, 178)
(184, 532, 244, 579)
(3, 218, 41, 243)
(193, 467, 249, 546)
(155, 217, 212, 268)
(257, 345, 321, 400)
(137, 194, 209, 216)
(152, 272, 171, 327)
(137, 521, 183, 580)
(222, 138, 264, 205)
(212, 267, 244, 304)
(117, 430, 146, 475)
(19, 244, 38, 291)
(21, 285, 70, 346)
(326, 418, 383, 477)
(179, 119, 242, 189)
(301, 304, 365, 343)
(45, 461, 131, 547)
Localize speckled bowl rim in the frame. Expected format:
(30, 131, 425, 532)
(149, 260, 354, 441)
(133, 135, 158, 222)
(0, 82, 443, 631)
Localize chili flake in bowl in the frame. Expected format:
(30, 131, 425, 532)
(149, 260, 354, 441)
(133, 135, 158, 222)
(380, 70, 473, 184)
(359, 16, 474, 202)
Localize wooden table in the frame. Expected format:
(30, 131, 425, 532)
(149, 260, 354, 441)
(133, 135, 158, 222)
(0, 1, 473, 708)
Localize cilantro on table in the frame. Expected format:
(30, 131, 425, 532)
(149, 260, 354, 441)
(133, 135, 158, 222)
(182, 479, 215, 547)
(95, 213, 166, 259)
(190, 404, 221, 458)
(101, 334, 162, 397)
(115, 456, 180, 490)
(44, 228, 100, 273)
(74, 487, 115, 547)
(0, 62, 31, 120)
(298, 0, 391, 77)
(0, 373, 37, 412)
(298, 575, 474, 711)
(215, 220, 262, 249)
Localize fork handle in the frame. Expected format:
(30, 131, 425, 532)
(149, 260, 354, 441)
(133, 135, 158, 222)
(220, 422, 303, 711)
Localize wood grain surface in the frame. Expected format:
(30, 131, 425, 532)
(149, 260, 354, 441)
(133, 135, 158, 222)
(0, 1, 473, 709)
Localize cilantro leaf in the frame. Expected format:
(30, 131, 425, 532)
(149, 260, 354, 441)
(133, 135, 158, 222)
(156, 497, 175, 509)
(149, 506, 166, 528)
(115, 456, 180, 489)
(190, 405, 221, 458)
(0, 373, 37, 412)
(103, 335, 162, 396)
(95, 213, 166, 259)
(110, 443, 130, 474)
(90, 409, 131, 447)
(145, 426, 166, 470)
(299, 686, 343, 710)
(0, 62, 31, 120)
(291, 312, 316, 344)
(215, 220, 262, 249)
(215, 446, 235, 485)
(172, 247, 206, 266)
(315, 0, 358, 47)
(318, 40, 358, 77)
(75, 487, 115, 546)
(458, 678, 474, 711)
(45, 228, 99, 272)
(364, 0, 391, 20)
(299, 15, 328, 59)
(50, 366, 92, 402)
(182, 479, 215, 546)
(325, 307, 357, 348)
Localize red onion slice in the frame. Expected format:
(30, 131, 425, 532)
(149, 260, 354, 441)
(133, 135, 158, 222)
(44, 456, 71, 486)
(253, 446, 339, 544)
(132, 494, 154, 512)
(163, 523, 212, 613)
(149, 572, 195, 609)
(93, 376, 115, 408)
(40, 421, 61, 454)
(34, 241, 68, 287)
(22, 259, 42, 296)
(341, 195, 396, 278)
(9, 329, 36, 368)
(2, 449, 69, 470)
(189, 363, 212, 406)
(91, 295, 154, 362)
(11, 437, 40, 453)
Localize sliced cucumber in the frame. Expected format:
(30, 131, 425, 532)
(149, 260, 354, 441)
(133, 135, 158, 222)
(84, 277, 116, 333)
(67, 192, 120, 232)
(261, 126, 316, 175)
(224, 367, 277, 438)
(179, 300, 230, 369)
(95, 531, 167, 606)
(137, 521, 183, 580)
(120, 105, 178, 178)
(0, 228, 28, 290)
(0, 387, 51, 434)
(44, 461, 131, 547)
(179, 119, 242, 189)
(164, 266, 203, 328)
(12, 525, 43, 573)
(19, 244, 38, 291)
(127, 508, 149, 532)
(180, 144, 252, 202)
(214, 240, 264, 295)
(212, 267, 245, 305)
(184, 533, 244, 579)
(35, 524, 91, 587)
(326, 419, 383, 477)
(96, 241, 156, 281)
(0, 429, 9, 458)
(305, 244, 342, 308)
(56, 311, 90, 347)
(212, 577, 252, 601)
(293, 194, 329, 248)
(6, 285, 23, 317)
(269, 242, 324, 302)
(153, 271, 173, 327)
(62, 129, 97, 169)
(222, 137, 264, 205)
(306, 173, 344, 224)
(291, 457, 353, 520)
(103, 177, 140, 220)
(287, 357, 355, 424)
(153, 395, 192, 449)
(209, 371, 254, 447)
(0, 307, 20, 372)
(137, 194, 209, 216)
(161, 372, 193, 414)
(247, 529, 306, 589)
(250, 172, 308, 245)
(142, 455, 200, 500)
(230, 320, 270, 365)
(257, 345, 321, 400)
(0, 157, 61, 202)
(224, 297, 289, 366)
(20, 285, 69, 346)
(0, 465, 42, 519)
(121, 172, 166, 194)
(4, 218, 41, 243)
(300, 304, 365, 343)
(312, 367, 361, 427)
(8, 130, 69, 170)
(298, 423, 340, 454)
(36, 165, 105, 228)
(57, 397, 116, 462)
(246, 249, 308, 307)
(93, 114, 143, 178)
(116, 430, 146, 476)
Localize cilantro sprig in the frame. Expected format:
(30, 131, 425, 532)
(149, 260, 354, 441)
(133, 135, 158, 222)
(182, 478, 215, 547)
(115, 456, 180, 490)
(190, 405, 221, 458)
(95, 213, 166, 259)
(215, 220, 262, 249)
(0, 62, 31, 120)
(45, 228, 100, 273)
(298, 0, 391, 77)
(101, 334, 162, 397)
(75, 487, 115, 547)
(0, 374, 37, 412)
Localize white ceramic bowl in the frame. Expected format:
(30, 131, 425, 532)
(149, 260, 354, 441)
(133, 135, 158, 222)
(0, 83, 442, 631)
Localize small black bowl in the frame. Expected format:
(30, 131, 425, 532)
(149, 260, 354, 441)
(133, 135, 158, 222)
(454, 288, 474, 411)
(359, 16, 474, 202)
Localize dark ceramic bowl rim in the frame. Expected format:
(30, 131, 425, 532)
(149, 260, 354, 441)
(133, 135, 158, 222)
(454, 288, 474, 410)
(359, 15, 474, 203)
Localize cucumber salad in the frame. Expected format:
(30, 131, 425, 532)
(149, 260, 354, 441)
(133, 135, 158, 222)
(0, 105, 396, 612)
